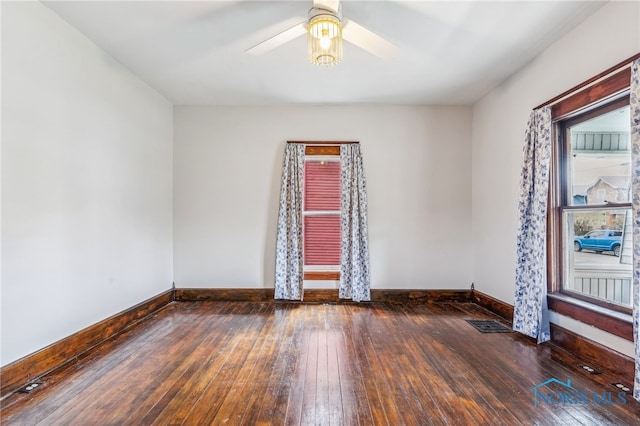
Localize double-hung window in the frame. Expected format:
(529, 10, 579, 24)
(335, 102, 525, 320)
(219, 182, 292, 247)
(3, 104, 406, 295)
(302, 146, 341, 280)
(553, 98, 632, 311)
(547, 60, 636, 335)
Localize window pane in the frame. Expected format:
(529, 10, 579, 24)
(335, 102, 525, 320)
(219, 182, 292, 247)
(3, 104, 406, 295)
(563, 208, 632, 307)
(304, 160, 341, 211)
(304, 216, 341, 266)
(568, 106, 630, 206)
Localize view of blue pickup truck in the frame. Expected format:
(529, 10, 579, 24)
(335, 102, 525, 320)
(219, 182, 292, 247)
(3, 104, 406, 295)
(573, 229, 622, 256)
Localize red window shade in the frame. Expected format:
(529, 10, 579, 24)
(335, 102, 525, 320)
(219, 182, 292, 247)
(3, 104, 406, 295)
(304, 216, 341, 265)
(303, 159, 341, 268)
(304, 161, 341, 211)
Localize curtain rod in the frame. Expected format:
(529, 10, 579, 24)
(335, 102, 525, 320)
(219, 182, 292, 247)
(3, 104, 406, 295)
(534, 52, 640, 110)
(287, 141, 359, 144)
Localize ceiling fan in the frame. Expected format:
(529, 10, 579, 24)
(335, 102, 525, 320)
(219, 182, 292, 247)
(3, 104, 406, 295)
(246, 0, 397, 65)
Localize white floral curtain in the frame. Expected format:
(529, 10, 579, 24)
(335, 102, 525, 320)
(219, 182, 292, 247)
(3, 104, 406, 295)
(630, 58, 640, 402)
(274, 143, 305, 300)
(513, 106, 552, 344)
(339, 144, 371, 302)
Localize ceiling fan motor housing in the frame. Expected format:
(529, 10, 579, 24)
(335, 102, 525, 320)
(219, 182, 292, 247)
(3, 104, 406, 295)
(308, 5, 342, 23)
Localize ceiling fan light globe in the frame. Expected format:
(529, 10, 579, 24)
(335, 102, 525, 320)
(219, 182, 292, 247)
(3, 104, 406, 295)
(308, 15, 343, 66)
(319, 37, 331, 50)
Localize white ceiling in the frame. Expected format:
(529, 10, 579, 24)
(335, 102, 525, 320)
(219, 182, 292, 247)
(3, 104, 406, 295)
(42, 0, 606, 106)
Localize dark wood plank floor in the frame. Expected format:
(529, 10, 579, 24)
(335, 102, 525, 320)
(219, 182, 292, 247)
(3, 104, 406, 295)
(1, 301, 638, 425)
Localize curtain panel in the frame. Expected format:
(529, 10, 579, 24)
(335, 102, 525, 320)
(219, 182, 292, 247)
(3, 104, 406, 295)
(513, 106, 552, 344)
(339, 144, 371, 302)
(630, 58, 640, 402)
(274, 143, 305, 300)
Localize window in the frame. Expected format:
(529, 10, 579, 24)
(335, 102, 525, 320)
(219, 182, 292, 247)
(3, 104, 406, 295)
(554, 98, 632, 312)
(546, 59, 637, 333)
(302, 145, 342, 280)
(275, 141, 369, 300)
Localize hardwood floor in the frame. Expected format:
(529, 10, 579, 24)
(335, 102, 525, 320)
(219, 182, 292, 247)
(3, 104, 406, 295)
(1, 301, 638, 425)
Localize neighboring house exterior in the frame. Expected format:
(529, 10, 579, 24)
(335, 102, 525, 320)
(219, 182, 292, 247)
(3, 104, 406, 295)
(572, 177, 629, 206)
(585, 176, 630, 204)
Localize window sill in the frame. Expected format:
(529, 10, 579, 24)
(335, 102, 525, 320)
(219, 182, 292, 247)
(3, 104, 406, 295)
(547, 293, 632, 341)
(304, 271, 340, 280)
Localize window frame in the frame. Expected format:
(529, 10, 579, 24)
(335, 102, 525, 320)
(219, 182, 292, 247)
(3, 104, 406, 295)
(302, 152, 342, 280)
(551, 90, 631, 313)
(545, 60, 636, 341)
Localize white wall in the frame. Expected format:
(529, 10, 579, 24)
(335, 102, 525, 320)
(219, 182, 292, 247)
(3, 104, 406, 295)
(1, 2, 174, 366)
(472, 1, 639, 353)
(174, 106, 472, 290)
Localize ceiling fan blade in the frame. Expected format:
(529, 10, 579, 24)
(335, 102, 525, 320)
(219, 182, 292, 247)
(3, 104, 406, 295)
(246, 22, 306, 56)
(313, 0, 341, 14)
(343, 19, 397, 60)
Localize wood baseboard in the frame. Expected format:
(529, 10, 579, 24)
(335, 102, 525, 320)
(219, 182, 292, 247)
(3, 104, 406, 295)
(471, 290, 634, 382)
(471, 290, 514, 323)
(175, 288, 275, 302)
(175, 288, 472, 304)
(0, 289, 173, 397)
(372, 289, 471, 303)
(550, 323, 634, 381)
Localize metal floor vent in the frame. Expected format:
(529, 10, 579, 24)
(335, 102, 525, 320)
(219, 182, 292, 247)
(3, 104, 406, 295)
(466, 319, 513, 333)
